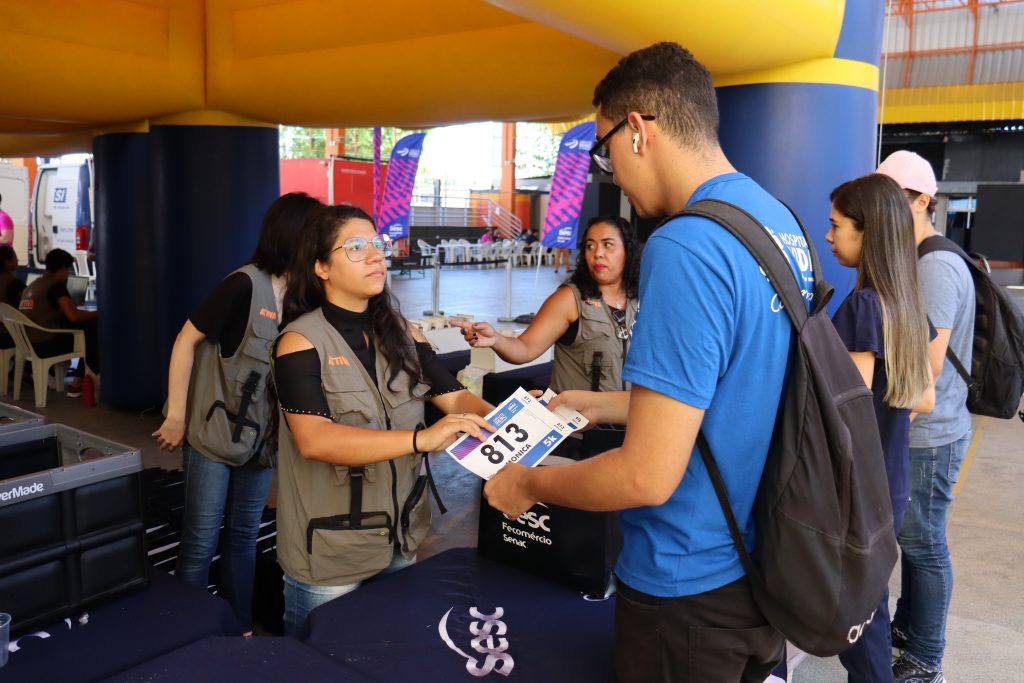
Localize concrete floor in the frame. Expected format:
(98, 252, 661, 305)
(13, 263, 1023, 682)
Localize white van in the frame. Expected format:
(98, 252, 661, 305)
(0, 164, 31, 264)
(30, 158, 94, 269)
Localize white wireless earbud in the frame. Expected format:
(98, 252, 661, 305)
(632, 133, 640, 154)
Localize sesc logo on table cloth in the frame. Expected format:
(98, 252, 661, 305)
(438, 605, 515, 677)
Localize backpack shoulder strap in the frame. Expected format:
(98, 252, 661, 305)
(918, 234, 968, 261)
(944, 345, 974, 387)
(916, 235, 976, 386)
(918, 234, 990, 282)
(670, 198, 822, 583)
(696, 432, 758, 578)
(678, 199, 811, 330)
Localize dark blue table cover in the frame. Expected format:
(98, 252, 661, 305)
(2, 569, 239, 682)
(303, 547, 615, 683)
(100, 636, 374, 683)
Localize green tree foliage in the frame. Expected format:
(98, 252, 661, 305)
(280, 127, 326, 159)
(515, 122, 560, 178)
(279, 126, 410, 160)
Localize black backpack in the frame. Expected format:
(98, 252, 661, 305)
(918, 236, 1024, 421)
(679, 199, 898, 657)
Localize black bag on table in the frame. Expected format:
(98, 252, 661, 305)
(477, 428, 623, 597)
(477, 484, 621, 597)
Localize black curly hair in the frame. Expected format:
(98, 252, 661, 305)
(567, 216, 641, 301)
(592, 41, 718, 150)
(282, 205, 420, 394)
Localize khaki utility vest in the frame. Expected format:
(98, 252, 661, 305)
(19, 272, 63, 343)
(275, 308, 432, 586)
(549, 284, 638, 393)
(186, 265, 278, 466)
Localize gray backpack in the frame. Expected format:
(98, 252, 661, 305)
(918, 236, 1024, 421)
(681, 199, 898, 657)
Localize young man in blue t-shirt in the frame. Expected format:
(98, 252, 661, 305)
(484, 42, 812, 682)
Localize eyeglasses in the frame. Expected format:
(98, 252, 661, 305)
(331, 234, 392, 262)
(591, 114, 656, 174)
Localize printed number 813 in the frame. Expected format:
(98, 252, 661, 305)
(480, 422, 529, 464)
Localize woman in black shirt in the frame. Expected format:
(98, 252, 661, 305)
(273, 205, 493, 635)
(152, 192, 322, 634)
(826, 174, 935, 682)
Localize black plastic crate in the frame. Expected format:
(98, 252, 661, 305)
(0, 402, 45, 433)
(0, 424, 148, 634)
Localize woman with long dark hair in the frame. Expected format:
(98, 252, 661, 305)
(457, 216, 641, 395)
(272, 204, 492, 636)
(826, 173, 935, 682)
(153, 191, 322, 634)
(456, 216, 640, 457)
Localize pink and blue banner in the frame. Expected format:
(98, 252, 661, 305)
(378, 132, 426, 240)
(542, 121, 595, 249)
(372, 127, 382, 223)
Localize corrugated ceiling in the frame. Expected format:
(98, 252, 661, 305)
(883, 1, 1024, 88)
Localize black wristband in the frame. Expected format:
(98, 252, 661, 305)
(412, 426, 423, 454)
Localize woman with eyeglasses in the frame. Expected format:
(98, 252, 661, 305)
(456, 216, 641, 454)
(272, 204, 493, 636)
(826, 173, 936, 683)
(153, 191, 322, 635)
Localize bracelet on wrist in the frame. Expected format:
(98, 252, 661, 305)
(412, 426, 423, 454)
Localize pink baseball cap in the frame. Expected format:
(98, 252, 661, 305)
(875, 150, 938, 198)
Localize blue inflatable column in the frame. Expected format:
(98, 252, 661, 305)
(716, 2, 884, 313)
(94, 129, 161, 408)
(148, 119, 280, 394)
(94, 116, 279, 409)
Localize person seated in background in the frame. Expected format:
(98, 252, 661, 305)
(19, 248, 99, 398)
(521, 227, 539, 245)
(479, 226, 497, 244)
(0, 247, 24, 355)
(0, 247, 25, 307)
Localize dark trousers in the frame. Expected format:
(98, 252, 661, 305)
(615, 575, 784, 683)
(31, 317, 100, 377)
(838, 589, 895, 683)
(838, 505, 906, 683)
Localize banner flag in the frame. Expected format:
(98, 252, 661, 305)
(378, 132, 426, 240)
(541, 121, 595, 249)
(372, 127, 382, 222)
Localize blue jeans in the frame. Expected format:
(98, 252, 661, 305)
(175, 443, 273, 631)
(892, 434, 969, 671)
(283, 550, 415, 638)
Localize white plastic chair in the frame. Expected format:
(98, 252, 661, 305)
(0, 303, 85, 407)
(455, 238, 472, 263)
(416, 239, 436, 265)
(521, 243, 539, 266)
(0, 343, 15, 396)
(511, 242, 527, 266)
